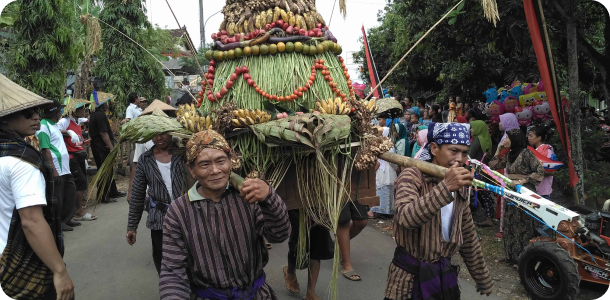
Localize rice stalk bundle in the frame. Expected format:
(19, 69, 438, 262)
(295, 149, 353, 300)
(86, 114, 191, 206)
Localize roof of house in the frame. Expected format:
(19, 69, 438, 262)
(167, 26, 197, 54)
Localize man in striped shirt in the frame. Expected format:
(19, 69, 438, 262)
(159, 130, 290, 300)
(384, 122, 493, 300)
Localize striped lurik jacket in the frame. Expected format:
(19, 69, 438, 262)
(159, 183, 290, 299)
(384, 167, 493, 300)
(127, 147, 188, 231)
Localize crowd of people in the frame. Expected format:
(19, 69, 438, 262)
(368, 95, 559, 240)
(1, 87, 588, 300)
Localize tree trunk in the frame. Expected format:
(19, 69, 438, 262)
(565, 3, 585, 205)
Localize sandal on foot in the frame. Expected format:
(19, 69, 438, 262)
(495, 232, 503, 239)
(66, 220, 81, 227)
(283, 266, 300, 294)
(62, 223, 74, 231)
(265, 242, 272, 249)
(342, 269, 361, 281)
(74, 213, 97, 221)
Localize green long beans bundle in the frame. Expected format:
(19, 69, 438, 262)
(199, 50, 351, 112)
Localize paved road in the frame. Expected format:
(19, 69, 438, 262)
(64, 198, 502, 300)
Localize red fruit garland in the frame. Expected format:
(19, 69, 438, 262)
(203, 56, 354, 103)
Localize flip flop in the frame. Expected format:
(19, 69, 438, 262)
(265, 242, 272, 249)
(74, 213, 97, 221)
(283, 266, 300, 294)
(342, 269, 361, 281)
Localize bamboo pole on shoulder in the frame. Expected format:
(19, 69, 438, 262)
(379, 151, 447, 178)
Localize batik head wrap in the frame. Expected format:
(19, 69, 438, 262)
(186, 130, 231, 164)
(418, 122, 471, 162)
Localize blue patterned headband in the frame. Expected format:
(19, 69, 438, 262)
(418, 122, 471, 162)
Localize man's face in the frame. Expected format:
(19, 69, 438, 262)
(74, 107, 85, 118)
(456, 97, 461, 103)
(378, 118, 386, 126)
(449, 97, 454, 102)
(4, 109, 41, 137)
(430, 143, 470, 168)
(139, 101, 147, 110)
(404, 98, 411, 105)
(134, 97, 140, 106)
(152, 133, 172, 150)
(189, 148, 231, 192)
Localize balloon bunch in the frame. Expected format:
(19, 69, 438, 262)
(482, 80, 552, 126)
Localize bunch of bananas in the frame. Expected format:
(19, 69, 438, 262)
(177, 103, 215, 133)
(316, 98, 351, 115)
(232, 109, 271, 127)
(360, 99, 377, 114)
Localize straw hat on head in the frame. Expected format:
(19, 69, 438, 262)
(0, 73, 52, 118)
(141, 99, 176, 116)
(62, 96, 90, 116)
(89, 90, 114, 112)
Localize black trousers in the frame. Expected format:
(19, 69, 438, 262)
(91, 144, 118, 200)
(53, 175, 76, 224)
(151, 229, 163, 275)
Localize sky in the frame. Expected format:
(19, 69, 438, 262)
(144, 0, 389, 83)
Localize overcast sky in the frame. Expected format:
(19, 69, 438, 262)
(144, 0, 389, 83)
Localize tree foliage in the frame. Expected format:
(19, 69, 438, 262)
(8, 0, 80, 99)
(354, 0, 608, 103)
(94, 0, 167, 118)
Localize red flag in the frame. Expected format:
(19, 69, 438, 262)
(361, 26, 382, 98)
(523, 0, 579, 187)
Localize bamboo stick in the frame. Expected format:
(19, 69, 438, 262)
(379, 151, 447, 178)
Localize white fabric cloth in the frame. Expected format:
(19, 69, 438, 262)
(376, 126, 398, 187)
(156, 160, 173, 197)
(133, 140, 155, 163)
(36, 119, 71, 175)
(77, 117, 89, 124)
(0, 157, 47, 253)
(441, 193, 456, 241)
(125, 103, 142, 120)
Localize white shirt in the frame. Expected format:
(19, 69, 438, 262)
(133, 140, 155, 163)
(156, 160, 172, 197)
(0, 157, 47, 253)
(441, 193, 455, 241)
(36, 119, 71, 176)
(125, 103, 142, 120)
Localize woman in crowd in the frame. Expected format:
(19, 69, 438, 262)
(369, 120, 398, 218)
(528, 126, 554, 199)
(410, 125, 428, 158)
(489, 128, 544, 236)
(455, 116, 468, 123)
(412, 128, 429, 159)
(394, 123, 409, 157)
(469, 120, 496, 227)
(430, 104, 443, 123)
(499, 113, 520, 145)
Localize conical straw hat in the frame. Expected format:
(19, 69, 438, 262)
(0, 73, 52, 117)
(62, 97, 91, 116)
(141, 99, 176, 116)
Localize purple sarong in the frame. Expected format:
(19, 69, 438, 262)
(392, 247, 460, 300)
(192, 271, 266, 300)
